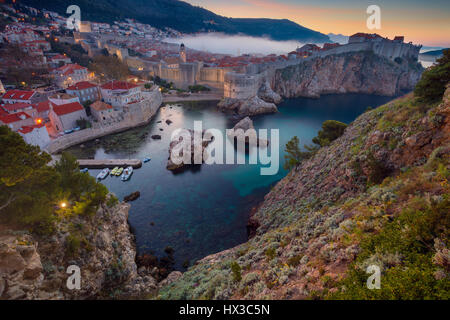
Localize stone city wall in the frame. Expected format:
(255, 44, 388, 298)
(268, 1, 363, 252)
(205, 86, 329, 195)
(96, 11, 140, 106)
(45, 88, 162, 154)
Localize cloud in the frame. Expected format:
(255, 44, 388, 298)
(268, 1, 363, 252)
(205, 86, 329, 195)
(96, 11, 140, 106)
(165, 33, 304, 56)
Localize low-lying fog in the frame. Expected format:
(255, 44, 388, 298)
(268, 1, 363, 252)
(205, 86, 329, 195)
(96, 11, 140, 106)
(165, 33, 307, 56)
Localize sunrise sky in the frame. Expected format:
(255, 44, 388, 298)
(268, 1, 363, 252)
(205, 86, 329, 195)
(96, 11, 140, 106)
(185, 0, 450, 47)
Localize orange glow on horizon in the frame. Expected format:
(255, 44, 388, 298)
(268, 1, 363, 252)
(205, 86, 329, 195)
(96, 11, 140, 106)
(186, 0, 450, 47)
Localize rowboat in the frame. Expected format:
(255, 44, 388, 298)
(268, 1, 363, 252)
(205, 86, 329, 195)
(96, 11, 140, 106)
(96, 168, 110, 180)
(121, 166, 133, 181)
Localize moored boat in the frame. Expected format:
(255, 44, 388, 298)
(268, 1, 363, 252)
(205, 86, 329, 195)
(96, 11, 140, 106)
(143, 157, 151, 163)
(111, 167, 119, 175)
(116, 167, 124, 176)
(97, 168, 110, 180)
(121, 166, 133, 181)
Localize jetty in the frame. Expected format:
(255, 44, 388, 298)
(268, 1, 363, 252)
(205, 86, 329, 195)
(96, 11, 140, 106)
(78, 159, 142, 169)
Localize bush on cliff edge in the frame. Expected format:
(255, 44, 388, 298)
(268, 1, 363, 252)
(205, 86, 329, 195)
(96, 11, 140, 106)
(0, 127, 108, 234)
(414, 49, 450, 103)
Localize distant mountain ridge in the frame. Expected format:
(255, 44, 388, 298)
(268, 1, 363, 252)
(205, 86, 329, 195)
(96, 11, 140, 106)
(419, 48, 448, 63)
(19, 0, 329, 42)
(327, 33, 349, 44)
(421, 49, 448, 56)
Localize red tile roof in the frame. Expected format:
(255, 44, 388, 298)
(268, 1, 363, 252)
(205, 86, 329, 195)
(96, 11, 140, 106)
(18, 123, 45, 134)
(51, 54, 71, 60)
(90, 101, 112, 111)
(1, 102, 33, 113)
(66, 81, 97, 91)
(34, 100, 50, 113)
(2, 90, 36, 101)
(100, 80, 139, 90)
(54, 64, 87, 76)
(0, 112, 31, 124)
(52, 102, 84, 116)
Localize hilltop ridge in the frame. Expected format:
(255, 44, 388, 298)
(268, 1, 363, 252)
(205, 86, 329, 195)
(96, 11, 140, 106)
(19, 0, 330, 42)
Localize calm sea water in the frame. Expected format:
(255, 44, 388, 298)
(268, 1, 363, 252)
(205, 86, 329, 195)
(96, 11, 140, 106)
(67, 94, 394, 269)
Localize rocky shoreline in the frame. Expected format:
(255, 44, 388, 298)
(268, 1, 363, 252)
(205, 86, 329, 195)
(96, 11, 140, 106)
(0, 197, 180, 299)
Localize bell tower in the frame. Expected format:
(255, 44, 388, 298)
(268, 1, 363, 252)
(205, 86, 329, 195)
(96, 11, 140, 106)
(180, 43, 186, 63)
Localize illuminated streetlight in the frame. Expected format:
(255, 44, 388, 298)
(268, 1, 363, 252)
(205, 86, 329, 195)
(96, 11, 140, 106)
(60, 202, 67, 208)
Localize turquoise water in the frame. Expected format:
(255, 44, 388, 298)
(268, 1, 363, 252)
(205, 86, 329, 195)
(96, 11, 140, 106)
(67, 94, 394, 269)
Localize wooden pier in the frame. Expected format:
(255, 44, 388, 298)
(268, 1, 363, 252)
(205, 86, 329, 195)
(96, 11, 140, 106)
(77, 159, 142, 169)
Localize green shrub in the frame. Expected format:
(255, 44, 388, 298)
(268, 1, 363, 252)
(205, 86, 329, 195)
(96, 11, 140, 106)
(107, 195, 119, 207)
(287, 255, 303, 267)
(76, 118, 91, 129)
(283, 136, 317, 170)
(230, 261, 242, 282)
(265, 247, 277, 260)
(188, 85, 210, 93)
(312, 120, 348, 147)
(66, 234, 81, 257)
(366, 154, 391, 185)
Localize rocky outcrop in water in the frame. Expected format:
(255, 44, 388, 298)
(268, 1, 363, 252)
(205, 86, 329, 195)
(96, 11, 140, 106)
(124, 191, 140, 202)
(218, 96, 278, 116)
(273, 52, 423, 98)
(227, 117, 269, 147)
(166, 129, 214, 171)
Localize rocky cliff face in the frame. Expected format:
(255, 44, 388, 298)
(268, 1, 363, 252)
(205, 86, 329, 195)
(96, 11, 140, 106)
(158, 86, 449, 300)
(0, 200, 159, 299)
(258, 80, 282, 104)
(273, 52, 423, 98)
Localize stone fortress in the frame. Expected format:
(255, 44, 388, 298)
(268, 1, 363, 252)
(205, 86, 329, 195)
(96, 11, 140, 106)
(221, 33, 422, 101)
(126, 50, 232, 91)
(75, 30, 421, 100)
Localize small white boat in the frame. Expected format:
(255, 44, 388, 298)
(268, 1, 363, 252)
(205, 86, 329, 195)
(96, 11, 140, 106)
(121, 166, 133, 181)
(97, 168, 110, 180)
